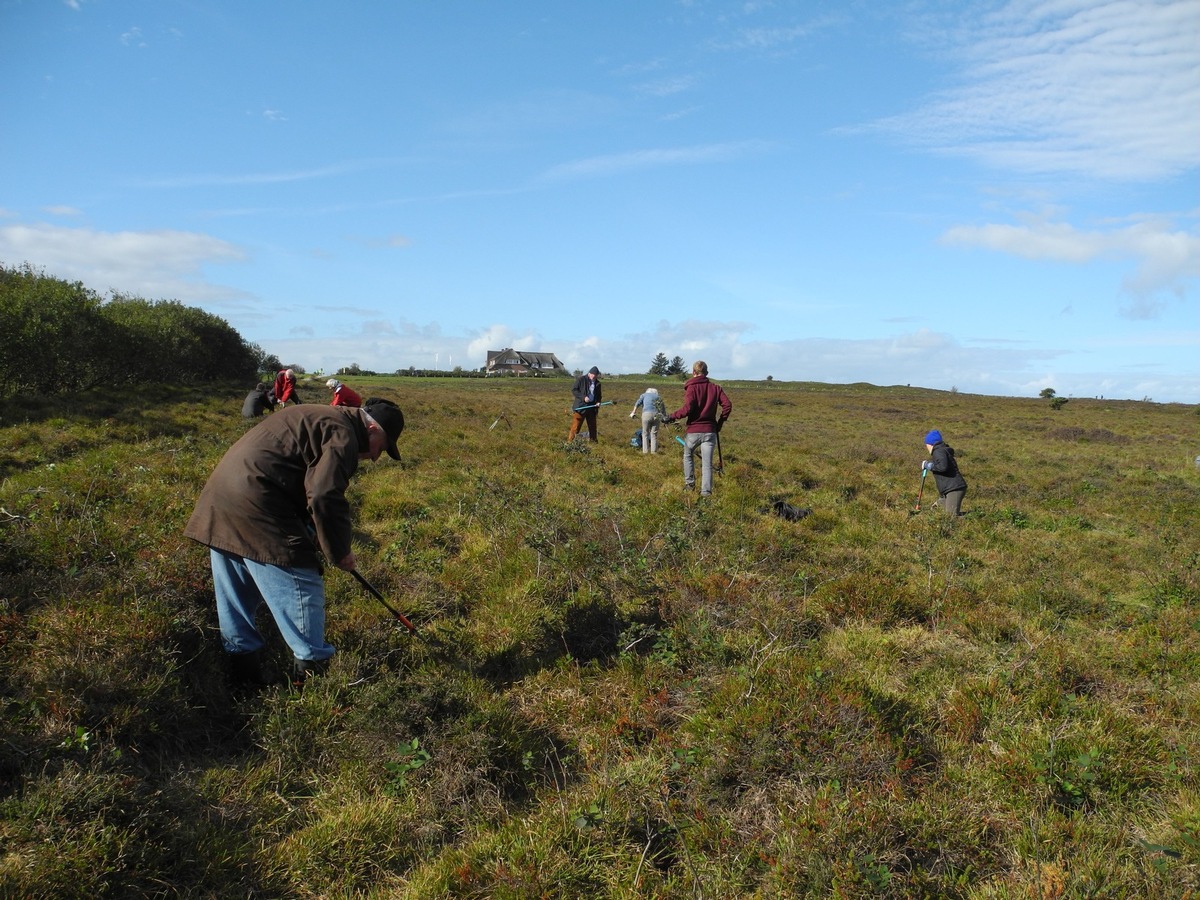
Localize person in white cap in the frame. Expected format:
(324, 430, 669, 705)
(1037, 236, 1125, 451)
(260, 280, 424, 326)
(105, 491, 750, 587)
(629, 387, 666, 453)
(326, 378, 362, 408)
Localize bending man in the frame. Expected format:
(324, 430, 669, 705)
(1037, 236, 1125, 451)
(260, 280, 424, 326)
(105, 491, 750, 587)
(185, 398, 405, 685)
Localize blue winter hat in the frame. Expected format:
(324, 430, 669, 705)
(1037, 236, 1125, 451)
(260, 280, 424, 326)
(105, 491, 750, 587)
(924, 430, 943, 445)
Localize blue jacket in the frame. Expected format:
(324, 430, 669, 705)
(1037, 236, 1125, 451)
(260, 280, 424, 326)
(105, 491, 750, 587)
(633, 390, 666, 419)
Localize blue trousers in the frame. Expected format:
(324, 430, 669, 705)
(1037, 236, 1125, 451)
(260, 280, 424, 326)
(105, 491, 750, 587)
(210, 548, 335, 662)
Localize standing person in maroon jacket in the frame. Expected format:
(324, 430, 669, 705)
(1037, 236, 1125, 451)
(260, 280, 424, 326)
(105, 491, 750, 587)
(666, 360, 732, 497)
(184, 399, 404, 686)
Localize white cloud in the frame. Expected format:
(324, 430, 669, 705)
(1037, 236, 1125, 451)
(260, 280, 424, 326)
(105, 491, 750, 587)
(120, 26, 146, 47)
(257, 319, 1198, 402)
(0, 222, 246, 303)
(941, 213, 1200, 316)
(873, 0, 1200, 180)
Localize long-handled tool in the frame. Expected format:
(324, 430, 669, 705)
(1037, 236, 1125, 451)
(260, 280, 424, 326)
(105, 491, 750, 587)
(573, 401, 614, 411)
(714, 430, 724, 476)
(910, 468, 928, 516)
(350, 569, 418, 634)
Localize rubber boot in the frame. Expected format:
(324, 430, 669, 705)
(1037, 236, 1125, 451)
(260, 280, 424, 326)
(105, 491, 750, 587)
(291, 657, 330, 689)
(228, 650, 276, 688)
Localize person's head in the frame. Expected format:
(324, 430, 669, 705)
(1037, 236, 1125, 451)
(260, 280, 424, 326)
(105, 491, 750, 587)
(256, 382, 268, 392)
(587, 366, 600, 380)
(692, 360, 708, 376)
(924, 429, 942, 450)
(361, 398, 405, 461)
(285, 368, 295, 380)
(326, 378, 341, 391)
(645, 387, 658, 395)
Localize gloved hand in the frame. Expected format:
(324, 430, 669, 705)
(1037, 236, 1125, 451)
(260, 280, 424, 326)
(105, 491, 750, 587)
(629, 412, 635, 418)
(922, 460, 932, 472)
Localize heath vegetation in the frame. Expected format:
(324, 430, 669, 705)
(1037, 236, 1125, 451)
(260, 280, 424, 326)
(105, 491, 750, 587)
(1, 374, 1197, 898)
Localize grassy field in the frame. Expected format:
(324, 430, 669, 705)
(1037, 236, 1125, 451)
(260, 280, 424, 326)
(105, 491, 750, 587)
(1, 374, 1197, 898)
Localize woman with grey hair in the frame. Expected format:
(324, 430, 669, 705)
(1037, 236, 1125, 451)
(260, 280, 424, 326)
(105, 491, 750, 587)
(629, 387, 667, 453)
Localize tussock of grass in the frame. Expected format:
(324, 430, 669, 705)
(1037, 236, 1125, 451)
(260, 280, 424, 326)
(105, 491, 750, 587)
(1, 378, 1197, 896)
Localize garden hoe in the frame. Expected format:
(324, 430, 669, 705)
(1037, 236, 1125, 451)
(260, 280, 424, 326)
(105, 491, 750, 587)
(910, 468, 928, 516)
(350, 569, 419, 635)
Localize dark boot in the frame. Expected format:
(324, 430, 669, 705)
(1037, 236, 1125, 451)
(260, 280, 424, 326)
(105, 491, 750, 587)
(228, 650, 277, 688)
(291, 657, 330, 689)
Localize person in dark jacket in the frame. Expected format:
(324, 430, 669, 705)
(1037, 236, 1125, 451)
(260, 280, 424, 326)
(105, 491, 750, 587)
(665, 360, 732, 496)
(241, 382, 276, 418)
(567, 366, 603, 442)
(922, 429, 968, 516)
(185, 398, 404, 686)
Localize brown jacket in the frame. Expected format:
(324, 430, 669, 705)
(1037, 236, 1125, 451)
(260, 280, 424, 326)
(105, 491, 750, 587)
(184, 405, 369, 568)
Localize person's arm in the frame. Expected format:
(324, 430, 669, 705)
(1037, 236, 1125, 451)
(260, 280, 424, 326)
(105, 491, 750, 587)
(928, 446, 951, 475)
(305, 435, 359, 567)
(716, 387, 732, 430)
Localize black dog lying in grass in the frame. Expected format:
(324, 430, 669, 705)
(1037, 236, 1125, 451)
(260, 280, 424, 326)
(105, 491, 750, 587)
(761, 499, 812, 521)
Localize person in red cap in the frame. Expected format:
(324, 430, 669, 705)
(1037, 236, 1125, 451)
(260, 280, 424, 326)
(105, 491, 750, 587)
(185, 398, 404, 687)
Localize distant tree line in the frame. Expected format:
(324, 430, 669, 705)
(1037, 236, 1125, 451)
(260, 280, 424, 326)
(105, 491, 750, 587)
(0, 263, 271, 397)
(649, 353, 687, 376)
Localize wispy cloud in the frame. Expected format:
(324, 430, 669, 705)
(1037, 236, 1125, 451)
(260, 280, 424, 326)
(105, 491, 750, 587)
(712, 21, 829, 52)
(120, 26, 146, 47)
(538, 141, 773, 183)
(941, 212, 1200, 317)
(871, 0, 1200, 180)
(133, 158, 400, 189)
(634, 74, 697, 97)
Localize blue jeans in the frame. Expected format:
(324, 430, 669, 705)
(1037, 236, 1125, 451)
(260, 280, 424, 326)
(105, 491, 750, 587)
(683, 432, 716, 495)
(210, 548, 335, 662)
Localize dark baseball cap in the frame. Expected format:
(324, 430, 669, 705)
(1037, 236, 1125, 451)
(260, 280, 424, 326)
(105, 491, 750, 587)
(363, 398, 404, 459)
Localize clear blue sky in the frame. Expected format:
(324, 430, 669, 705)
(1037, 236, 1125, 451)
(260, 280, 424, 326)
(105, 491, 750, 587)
(2, 0, 1197, 401)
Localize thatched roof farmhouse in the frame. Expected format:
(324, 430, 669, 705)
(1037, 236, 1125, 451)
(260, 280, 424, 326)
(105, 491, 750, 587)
(485, 348, 567, 376)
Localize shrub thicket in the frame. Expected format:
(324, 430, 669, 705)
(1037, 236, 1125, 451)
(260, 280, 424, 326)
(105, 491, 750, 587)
(0, 263, 264, 396)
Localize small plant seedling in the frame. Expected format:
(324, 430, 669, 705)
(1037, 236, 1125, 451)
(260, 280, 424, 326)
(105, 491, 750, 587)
(383, 738, 432, 795)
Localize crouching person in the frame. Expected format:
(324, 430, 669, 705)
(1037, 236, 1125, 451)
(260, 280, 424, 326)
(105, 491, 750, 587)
(922, 429, 968, 517)
(184, 398, 405, 687)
